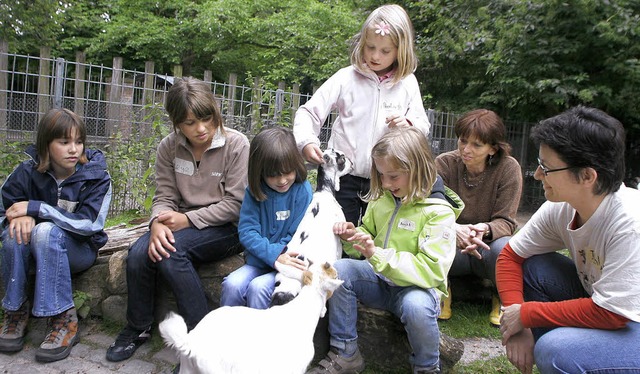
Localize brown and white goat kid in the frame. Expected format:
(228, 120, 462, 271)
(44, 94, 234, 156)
(271, 149, 353, 306)
(159, 262, 343, 374)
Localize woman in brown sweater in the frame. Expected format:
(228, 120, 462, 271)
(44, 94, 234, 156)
(435, 109, 522, 326)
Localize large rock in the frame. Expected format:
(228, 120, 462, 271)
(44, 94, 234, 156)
(312, 307, 463, 373)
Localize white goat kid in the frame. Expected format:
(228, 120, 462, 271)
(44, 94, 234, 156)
(159, 262, 343, 374)
(271, 149, 353, 306)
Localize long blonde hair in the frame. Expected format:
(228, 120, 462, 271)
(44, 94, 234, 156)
(365, 127, 437, 204)
(350, 4, 417, 84)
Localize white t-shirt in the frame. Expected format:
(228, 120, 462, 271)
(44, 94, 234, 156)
(510, 184, 640, 322)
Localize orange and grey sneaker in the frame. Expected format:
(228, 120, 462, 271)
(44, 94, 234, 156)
(0, 301, 30, 353)
(35, 307, 79, 362)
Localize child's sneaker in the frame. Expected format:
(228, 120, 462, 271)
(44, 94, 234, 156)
(0, 301, 30, 353)
(306, 347, 365, 373)
(35, 307, 79, 362)
(106, 324, 152, 362)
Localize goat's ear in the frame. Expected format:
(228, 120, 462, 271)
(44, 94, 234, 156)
(323, 263, 338, 279)
(302, 270, 313, 286)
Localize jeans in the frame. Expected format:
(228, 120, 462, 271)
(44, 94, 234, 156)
(523, 253, 640, 373)
(1, 222, 96, 316)
(220, 264, 275, 309)
(126, 224, 241, 331)
(327, 259, 441, 370)
(449, 235, 510, 287)
(335, 174, 369, 228)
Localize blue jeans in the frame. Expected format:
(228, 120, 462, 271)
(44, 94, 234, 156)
(220, 264, 275, 309)
(523, 253, 640, 373)
(327, 259, 441, 371)
(449, 235, 509, 287)
(125, 224, 241, 331)
(1, 222, 96, 316)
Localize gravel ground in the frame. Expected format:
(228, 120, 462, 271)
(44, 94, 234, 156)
(459, 337, 505, 364)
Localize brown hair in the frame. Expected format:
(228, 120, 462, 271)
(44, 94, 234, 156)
(35, 108, 88, 173)
(164, 77, 224, 135)
(248, 127, 308, 201)
(454, 109, 512, 160)
(366, 127, 437, 204)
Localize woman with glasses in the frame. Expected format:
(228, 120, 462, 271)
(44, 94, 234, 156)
(435, 109, 523, 326)
(496, 106, 640, 373)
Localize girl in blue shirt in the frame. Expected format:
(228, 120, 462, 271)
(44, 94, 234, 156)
(220, 127, 313, 309)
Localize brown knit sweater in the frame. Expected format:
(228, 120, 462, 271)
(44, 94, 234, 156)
(435, 150, 523, 241)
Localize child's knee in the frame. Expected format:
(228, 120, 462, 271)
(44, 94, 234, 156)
(30, 222, 60, 253)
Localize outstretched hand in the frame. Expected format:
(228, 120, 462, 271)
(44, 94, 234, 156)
(349, 232, 376, 258)
(302, 144, 324, 165)
(333, 221, 357, 240)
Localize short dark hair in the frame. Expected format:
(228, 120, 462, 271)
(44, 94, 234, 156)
(454, 109, 511, 160)
(531, 105, 625, 195)
(36, 108, 88, 173)
(165, 77, 224, 134)
(247, 127, 308, 201)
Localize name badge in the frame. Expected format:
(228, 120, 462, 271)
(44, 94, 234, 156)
(276, 210, 290, 221)
(174, 158, 194, 176)
(397, 218, 416, 231)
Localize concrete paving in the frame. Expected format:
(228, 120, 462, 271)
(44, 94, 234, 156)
(0, 317, 177, 373)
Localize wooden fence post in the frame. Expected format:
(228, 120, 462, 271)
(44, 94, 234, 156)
(227, 73, 237, 117)
(74, 52, 86, 117)
(142, 61, 155, 106)
(38, 46, 52, 122)
(107, 57, 123, 139)
(203, 70, 212, 84)
(173, 65, 183, 79)
(291, 83, 300, 126)
(251, 76, 263, 133)
(0, 39, 8, 132)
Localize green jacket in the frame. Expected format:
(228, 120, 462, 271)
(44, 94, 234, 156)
(343, 180, 463, 296)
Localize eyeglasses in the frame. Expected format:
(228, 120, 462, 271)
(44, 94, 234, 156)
(536, 158, 574, 176)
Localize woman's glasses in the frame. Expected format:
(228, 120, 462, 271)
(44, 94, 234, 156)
(537, 158, 574, 176)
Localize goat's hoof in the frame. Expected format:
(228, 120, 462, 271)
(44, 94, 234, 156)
(270, 292, 295, 306)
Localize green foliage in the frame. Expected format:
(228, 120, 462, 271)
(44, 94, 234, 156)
(105, 209, 145, 227)
(0, 141, 30, 186)
(439, 300, 502, 339)
(73, 290, 92, 319)
(0, 0, 64, 54)
(197, 0, 361, 84)
(104, 103, 171, 215)
(413, 0, 640, 130)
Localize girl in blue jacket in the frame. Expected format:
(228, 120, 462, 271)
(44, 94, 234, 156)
(220, 127, 313, 309)
(0, 108, 112, 363)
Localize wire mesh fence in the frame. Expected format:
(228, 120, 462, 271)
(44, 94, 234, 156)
(0, 45, 544, 216)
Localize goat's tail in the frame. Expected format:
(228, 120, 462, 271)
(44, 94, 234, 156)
(159, 312, 191, 357)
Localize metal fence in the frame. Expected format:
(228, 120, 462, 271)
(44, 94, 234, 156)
(0, 43, 544, 216)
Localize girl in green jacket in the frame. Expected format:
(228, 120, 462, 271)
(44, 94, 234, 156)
(308, 127, 463, 374)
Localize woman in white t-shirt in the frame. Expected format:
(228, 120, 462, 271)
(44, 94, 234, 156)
(496, 106, 640, 374)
